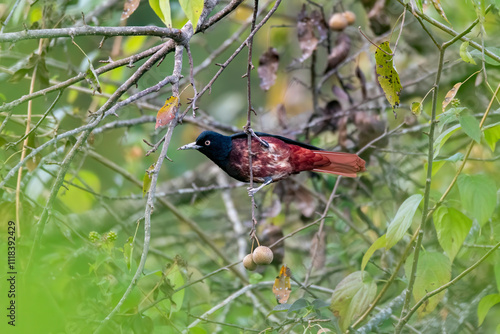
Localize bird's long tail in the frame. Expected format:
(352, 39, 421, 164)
(312, 151, 366, 178)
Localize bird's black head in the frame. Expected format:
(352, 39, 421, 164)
(178, 131, 233, 168)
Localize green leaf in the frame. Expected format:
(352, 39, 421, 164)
(179, 0, 204, 31)
(375, 42, 402, 109)
(143, 164, 155, 197)
(459, 114, 481, 143)
(149, 0, 172, 27)
(437, 107, 465, 132)
(495, 262, 500, 293)
(312, 299, 330, 309)
(478, 294, 500, 326)
(471, 0, 486, 22)
(433, 124, 460, 158)
(411, 102, 422, 116)
(361, 234, 386, 271)
(123, 236, 134, 270)
(433, 207, 472, 262)
(460, 41, 477, 65)
(288, 298, 310, 313)
(457, 174, 497, 226)
(162, 262, 185, 315)
(405, 251, 451, 318)
(386, 194, 423, 249)
(269, 303, 291, 315)
(330, 271, 377, 331)
(470, 48, 500, 66)
(484, 122, 500, 151)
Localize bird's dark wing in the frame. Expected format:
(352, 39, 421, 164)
(230, 132, 324, 151)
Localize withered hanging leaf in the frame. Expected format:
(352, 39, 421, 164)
(122, 0, 141, 20)
(375, 42, 402, 111)
(310, 10, 328, 44)
(297, 5, 318, 63)
(311, 231, 326, 269)
(273, 265, 292, 304)
(338, 115, 348, 149)
(324, 33, 351, 73)
(430, 0, 451, 24)
(355, 65, 367, 100)
(143, 163, 155, 197)
(332, 85, 350, 105)
(258, 48, 279, 91)
(442, 82, 462, 111)
(277, 104, 288, 129)
(355, 113, 388, 158)
(156, 96, 179, 129)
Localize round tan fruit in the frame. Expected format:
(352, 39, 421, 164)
(343, 11, 356, 25)
(243, 253, 257, 271)
(329, 13, 348, 31)
(252, 246, 274, 265)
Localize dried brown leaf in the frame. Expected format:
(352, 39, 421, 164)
(156, 96, 179, 129)
(297, 5, 318, 63)
(310, 10, 328, 43)
(121, 0, 140, 20)
(324, 33, 351, 73)
(338, 115, 348, 150)
(311, 231, 326, 269)
(277, 104, 288, 129)
(258, 47, 279, 91)
(431, 0, 451, 24)
(442, 82, 462, 111)
(355, 66, 367, 100)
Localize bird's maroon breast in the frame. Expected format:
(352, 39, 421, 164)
(226, 136, 330, 183)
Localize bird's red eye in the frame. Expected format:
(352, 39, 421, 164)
(205, 140, 210, 146)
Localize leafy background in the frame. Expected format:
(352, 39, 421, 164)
(1, 0, 500, 333)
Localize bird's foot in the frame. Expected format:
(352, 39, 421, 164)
(247, 185, 263, 196)
(247, 178, 273, 196)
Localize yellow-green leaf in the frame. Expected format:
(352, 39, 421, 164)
(433, 124, 460, 159)
(386, 194, 423, 249)
(484, 122, 500, 151)
(123, 236, 134, 270)
(375, 42, 402, 110)
(411, 101, 422, 116)
(149, 0, 172, 28)
(459, 114, 481, 143)
(457, 174, 497, 227)
(179, 0, 204, 31)
(405, 251, 451, 318)
(478, 294, 500, 326)
(434, 207, 472, 262)
(361, 234, 386, 271)
(330, 271, 377, 331)
(143, 164, 155, 197)
(460, 41, 477, 65)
